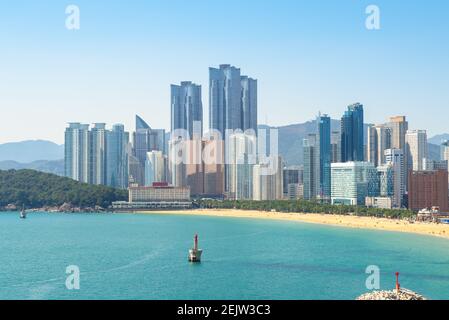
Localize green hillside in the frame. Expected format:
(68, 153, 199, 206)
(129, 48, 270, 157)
(0, 169, 128, 209)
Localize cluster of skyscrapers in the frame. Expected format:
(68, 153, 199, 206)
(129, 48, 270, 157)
(65, 64, 449, 212)
(301, 107, 449, 211)
(65, 64, 283, 202)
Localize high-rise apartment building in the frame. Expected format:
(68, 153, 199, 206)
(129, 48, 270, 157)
(331, 162, 378, 206)
(106, 124, 129, 189)
(408, 170, 449, 212)
(387, 116, 409, 189)
(318, 114, 331, 199)
(133, 115, 166, 185)
(253, 156, 283, 201)
(168, 137, 187, 188)
(341, 103, 364, 162)
(209, 64, 257, 136)
(90, 123, 107, 185)
(367, 124, 391, 167)
(65, 123, 90, 183)
(145, 151, 166, 186)
(241, 76, 258, 134)
(331, 131, 341, 163)
(406, 129, 428, 171)
(303, 134, 320, 200)
(65, 122, 129, 189)
(377, 164, 394, 197)
(385, 148, 405, 208)
(183, 138, 225, 197)
(227, 132, 257, 200)
(283, 166, 303, 196)
(171, 82, 203, 139)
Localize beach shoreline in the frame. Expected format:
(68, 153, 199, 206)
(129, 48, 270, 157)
(138, 209, 449, 240)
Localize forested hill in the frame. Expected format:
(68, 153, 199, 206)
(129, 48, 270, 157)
(0, 169, 128, 209)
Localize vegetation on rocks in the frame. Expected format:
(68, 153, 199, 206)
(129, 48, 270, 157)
(0, 169, 128, 209)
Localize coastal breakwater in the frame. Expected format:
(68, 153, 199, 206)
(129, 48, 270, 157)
(357, 289, 426, 300)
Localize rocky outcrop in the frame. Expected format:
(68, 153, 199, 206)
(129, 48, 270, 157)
(357, 289, 426, 300)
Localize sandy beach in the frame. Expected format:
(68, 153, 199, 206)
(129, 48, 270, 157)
(139, 209, 449, 240)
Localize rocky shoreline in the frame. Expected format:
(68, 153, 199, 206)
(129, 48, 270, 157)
(1, 202, 107, 213)
(357, 288, 426, 300)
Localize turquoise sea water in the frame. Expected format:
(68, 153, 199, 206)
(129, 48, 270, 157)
(1, 212, 449, 300)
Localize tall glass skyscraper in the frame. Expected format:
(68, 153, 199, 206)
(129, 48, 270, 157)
(318, 114, 331, 199)
(90, 123, 107, 185)
(133, 115, 166, 186)
(171, 81, 203, 139)
(65, 123, 90, 183)
(209, 65, 242, 136)
(65, 123, 129, 189)
(210, 65, 258, 195)
(106, 124, 129, 189)
(209, 64, 257, 136)
(303, 134, 320, 200)
(341, 103, 364, 162)
(241, 76, 258, 134)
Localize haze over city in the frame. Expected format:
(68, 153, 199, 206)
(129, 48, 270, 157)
(1, 0, 448, 144)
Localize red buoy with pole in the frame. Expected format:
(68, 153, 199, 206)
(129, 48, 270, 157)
(395, 272, 400, 293)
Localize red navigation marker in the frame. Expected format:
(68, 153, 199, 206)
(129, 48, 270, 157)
(395, 272, 400, 293)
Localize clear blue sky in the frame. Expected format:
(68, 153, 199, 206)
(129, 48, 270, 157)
(0, 0, 448, 144)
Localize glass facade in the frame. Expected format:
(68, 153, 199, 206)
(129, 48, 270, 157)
(331, 161, 377, 206)
(318, 115, 331, 199)
(341, 103, 364, 162)
(171, 82, 203, 139)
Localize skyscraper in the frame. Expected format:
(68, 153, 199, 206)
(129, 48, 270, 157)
(441, 141, 449, 163)
(405, 129, 428, 171)
(385, 148, 405, 208)
(209, 64, 257, 136)
(133, 115, 166, 185)
(367, 125, 391, 167)
(366, 125, 377, 166)
(171, 81, 203, 139)
(209, 64, 242, 136)
(106, 124, 129, 189)
(145, 151, 166, 186)
(184, 138, 225, 197)
(253, 156, 283, 201)
(90, 123, 107, 185)
(283, 166, 303, 196)
(228, 132, 257, 200)
(409, 170, 449, 212)
(377, 164, 394, 197)
(303, 134, 320, 200)
(331, 162, 378, 206)
(340, 103, 364, 162)
(168, 137, 187, 188)
(318, 114, 331, 199)
(241, 76, 258, 134)
(65, 122, 129, 189)
(331, 131, 341, 163)
(387, 116, 409, 190)
(65, 123, 90, 183)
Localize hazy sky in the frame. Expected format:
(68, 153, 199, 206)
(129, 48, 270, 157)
(1, 0, 448, 144)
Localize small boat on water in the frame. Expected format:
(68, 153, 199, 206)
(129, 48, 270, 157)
(20, 206, 27, 219)
(188, 234, 203, 263)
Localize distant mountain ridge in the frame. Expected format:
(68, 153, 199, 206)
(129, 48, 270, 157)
(0, 140, 64, 163)
(428, 134, 449, 145)
(260, 122, 445, 166)
(0, 160, 64, 176)
(0, 129, 447, 169)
